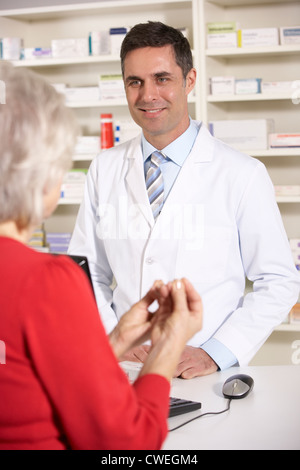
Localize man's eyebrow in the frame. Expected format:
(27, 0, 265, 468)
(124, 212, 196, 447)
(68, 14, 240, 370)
(125, 71, 173, 83)
(154, 71, 172, 78)
(125, 75, 142, 84)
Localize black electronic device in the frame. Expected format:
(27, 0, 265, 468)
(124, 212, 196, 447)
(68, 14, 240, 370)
(169, 397, 202, 417)
(222, 374, 254, 399)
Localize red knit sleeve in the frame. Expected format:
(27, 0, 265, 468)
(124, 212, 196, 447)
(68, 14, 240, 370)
(20, 255, 170, 449)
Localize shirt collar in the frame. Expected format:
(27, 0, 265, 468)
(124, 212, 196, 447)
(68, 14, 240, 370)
(142, 118, 200, 167)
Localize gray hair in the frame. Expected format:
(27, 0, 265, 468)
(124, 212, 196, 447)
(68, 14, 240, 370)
(0, 61, 79, 228)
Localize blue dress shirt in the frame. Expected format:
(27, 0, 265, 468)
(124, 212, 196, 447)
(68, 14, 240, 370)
(142, 119, 238, 370)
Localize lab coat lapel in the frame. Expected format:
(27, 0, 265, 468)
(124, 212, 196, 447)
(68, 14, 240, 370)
(150, 124, 215, 239)
(124, 137, 154, 228)
(162, 124, 214, 209)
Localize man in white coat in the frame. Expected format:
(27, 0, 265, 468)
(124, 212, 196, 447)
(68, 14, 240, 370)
(68, 22, 300, 378)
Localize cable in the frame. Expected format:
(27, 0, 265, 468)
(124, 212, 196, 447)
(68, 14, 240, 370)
(169, 398, 232, 432)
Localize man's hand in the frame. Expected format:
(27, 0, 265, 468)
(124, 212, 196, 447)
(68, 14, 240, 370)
(120, 345, 150, 363)
(174, 345, 218, 379)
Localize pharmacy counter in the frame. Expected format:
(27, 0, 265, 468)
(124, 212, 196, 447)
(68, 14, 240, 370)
(164, 365, 300, 450)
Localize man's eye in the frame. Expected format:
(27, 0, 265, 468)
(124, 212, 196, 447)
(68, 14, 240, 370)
(129, 80, 141, 88)
(157, 77, 168, 84)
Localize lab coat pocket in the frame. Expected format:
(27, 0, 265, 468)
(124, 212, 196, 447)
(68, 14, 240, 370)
(175, 226, 233, 283)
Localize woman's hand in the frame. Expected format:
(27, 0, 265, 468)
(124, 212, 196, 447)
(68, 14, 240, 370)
(151, 278, 203, 347)
(109, 288, 156, 359)
(139, 279, 203, 381)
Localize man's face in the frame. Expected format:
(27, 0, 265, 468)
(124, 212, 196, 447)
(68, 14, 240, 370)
(123, 45, 196, 149)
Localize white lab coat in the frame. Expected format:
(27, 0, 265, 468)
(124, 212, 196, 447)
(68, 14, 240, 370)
(69, 122, 300, 366)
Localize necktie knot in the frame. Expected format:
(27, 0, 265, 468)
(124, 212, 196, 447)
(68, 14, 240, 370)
(151, 150, 166, 168)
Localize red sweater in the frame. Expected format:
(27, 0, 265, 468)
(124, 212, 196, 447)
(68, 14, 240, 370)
(0, 237, 170, 450)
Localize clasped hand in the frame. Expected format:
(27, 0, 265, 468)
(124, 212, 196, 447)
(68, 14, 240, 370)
(109, 278, 202, 361)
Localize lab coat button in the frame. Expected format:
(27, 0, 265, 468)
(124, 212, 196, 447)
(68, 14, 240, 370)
(145, 257, 154, 265)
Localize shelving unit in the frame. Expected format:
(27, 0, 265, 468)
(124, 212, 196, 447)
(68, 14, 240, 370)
(0, 0, 201, 233)
(0, 0, 299, 356)
(200, 0, 300, 240)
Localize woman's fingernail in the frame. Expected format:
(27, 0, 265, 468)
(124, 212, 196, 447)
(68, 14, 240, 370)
(176, 279, 182, 289)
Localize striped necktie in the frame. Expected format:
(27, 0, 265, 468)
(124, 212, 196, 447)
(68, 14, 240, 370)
(146, 151, 166, 219)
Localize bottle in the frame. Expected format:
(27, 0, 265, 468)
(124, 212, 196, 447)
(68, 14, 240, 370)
(100, 113, 114, 149)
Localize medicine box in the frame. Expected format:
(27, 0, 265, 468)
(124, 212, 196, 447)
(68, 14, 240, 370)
(0, 37, 23, 60)
(280, 26, 300, 45)
(22, 47, 52, 60)
(46, 233, 72, 254)
(207, 32, 237, 49)
(209, 119, 274, 150)
(99, 74, 125, 100)
(209, 76, 235, 95)
(237, 28, 279, 47)
(261, 81, 293, 94)
(235, 78, 261, 94)
(207, 22, 239, 34)
(109, 27, 127, 55)
(269, 133, 300, 148)
(275, 186, 300, 197)
(89, 31, 110, 55)
(74, 136, 100, 155)
(64, 87, 100, 102)
(60, 169, 87, 200)
(51, 38, 89, 58)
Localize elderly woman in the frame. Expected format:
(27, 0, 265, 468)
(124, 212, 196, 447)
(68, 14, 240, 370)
(0, 62, 202, 450)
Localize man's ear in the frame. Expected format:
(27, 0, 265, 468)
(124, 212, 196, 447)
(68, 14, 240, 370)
(185, 68, 197, 95)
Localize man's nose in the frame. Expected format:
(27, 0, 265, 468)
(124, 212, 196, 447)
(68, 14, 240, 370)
(140, 80, 159, 102)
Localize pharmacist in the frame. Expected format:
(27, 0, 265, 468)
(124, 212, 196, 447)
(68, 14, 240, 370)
(68, 22, 300, 378)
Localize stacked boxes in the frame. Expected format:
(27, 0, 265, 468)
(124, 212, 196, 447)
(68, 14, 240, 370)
(46, 233, 72, 254)
(60, 169, 87, 201)
(206, 22, 238, 49)
(206, 23, 300, 49)
(209, 119, 274, 150)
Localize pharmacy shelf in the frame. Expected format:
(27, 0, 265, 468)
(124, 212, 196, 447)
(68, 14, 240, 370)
(0, 0, 191, 21)
(12, 50, 195, 69)
(58, 194, 300, 206)
(276, 196, 300, 203)
(73, 154, 98, 162)
(206, 45, 300, 58)
(207, 0, 300, 6)
(249, 149, 300, 157)
(207, 93, 294, 102)
(12, 55, 120, 68)
(67, 95, 196, 109)
(275, 323, 300, 332)
(58, 199, 82, 205)
(67, 99, 128, 109)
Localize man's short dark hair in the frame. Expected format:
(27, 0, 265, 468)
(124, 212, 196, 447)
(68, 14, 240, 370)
(120, 21, 193, 79)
